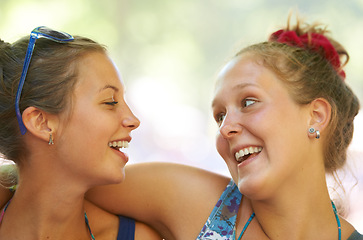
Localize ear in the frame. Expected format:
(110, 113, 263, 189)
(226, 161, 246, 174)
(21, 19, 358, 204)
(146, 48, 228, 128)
(22, 107, 58, 143)
(308, 98, 332, 133)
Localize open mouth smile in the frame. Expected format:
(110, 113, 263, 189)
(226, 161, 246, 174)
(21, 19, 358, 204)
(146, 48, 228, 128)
(235, 146, 262, 163)
(108, 140, 129, 150)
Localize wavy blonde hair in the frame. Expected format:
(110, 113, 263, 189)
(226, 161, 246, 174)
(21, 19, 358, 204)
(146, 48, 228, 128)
(236, 16, 360, 173)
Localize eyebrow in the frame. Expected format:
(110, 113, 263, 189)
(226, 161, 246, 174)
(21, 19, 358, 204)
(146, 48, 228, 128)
(211, 82, 257, 108)
(98, 84, 119, 93)
(235, 82, 257, 89)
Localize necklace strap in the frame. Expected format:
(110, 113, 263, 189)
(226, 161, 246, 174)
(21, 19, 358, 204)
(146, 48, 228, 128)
(237, 212, 255, 240)
(85, 212, 96, 240)
(331, 200, 341, 240)
(0, 200, 11, 224)
(237, 201, 341, 240)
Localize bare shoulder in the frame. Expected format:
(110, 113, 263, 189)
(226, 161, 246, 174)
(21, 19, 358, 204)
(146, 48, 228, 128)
(84, 200, 119, 239)
(341, 218, 361, 240)
(135, 221, 163, 240)
(84, 200, 163, 239)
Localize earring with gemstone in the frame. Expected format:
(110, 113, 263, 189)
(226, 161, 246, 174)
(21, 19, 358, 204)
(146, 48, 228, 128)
(48, 133, 54, 145)
(308, 127, 320, 139)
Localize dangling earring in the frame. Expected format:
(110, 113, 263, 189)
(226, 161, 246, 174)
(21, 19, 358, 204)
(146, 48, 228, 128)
(48, 133, 54, 145)
(308, 127, 320, 139)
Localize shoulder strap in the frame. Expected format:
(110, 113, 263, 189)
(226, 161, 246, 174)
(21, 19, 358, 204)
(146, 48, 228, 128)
(196, 179, 242, 239)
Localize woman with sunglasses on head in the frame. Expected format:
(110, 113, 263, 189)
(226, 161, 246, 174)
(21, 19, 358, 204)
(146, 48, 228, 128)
(0, 27, 161, 239)
(1, 15, 363, 239)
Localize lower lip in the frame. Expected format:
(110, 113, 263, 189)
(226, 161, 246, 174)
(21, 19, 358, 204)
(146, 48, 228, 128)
(237, 152, 260, 168)
(111, 148, 129, 163)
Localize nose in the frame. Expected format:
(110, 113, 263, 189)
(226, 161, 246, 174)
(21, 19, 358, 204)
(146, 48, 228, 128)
(121, 106, 140, 131)
(219, 113, 242, 139)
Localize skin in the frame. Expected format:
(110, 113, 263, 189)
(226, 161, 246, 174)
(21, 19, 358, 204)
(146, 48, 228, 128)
(85, 53, 356, 239)
(0, 51, 161, 239)
(1, 53, 358, 239)
(212, 53, 355, 239)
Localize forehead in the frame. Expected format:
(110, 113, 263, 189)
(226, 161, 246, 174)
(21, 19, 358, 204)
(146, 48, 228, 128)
(75, 51, 125, 94)
(217, 54, 261, 83)
(215, 55, 274, 92)
(212, 54, 291, 106)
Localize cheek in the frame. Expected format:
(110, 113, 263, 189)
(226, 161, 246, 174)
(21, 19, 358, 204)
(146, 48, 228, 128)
(60, 111, 115, 150)
(216, 132, 239, 183)
(215, 133, 229, 160)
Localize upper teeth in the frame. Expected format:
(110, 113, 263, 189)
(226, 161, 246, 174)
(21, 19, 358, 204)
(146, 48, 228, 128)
(108, 141, 129, 148)
(235, 146, 262, 162)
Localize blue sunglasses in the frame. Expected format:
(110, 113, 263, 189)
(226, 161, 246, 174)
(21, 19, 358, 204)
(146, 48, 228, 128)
(15, 26, 74, 135)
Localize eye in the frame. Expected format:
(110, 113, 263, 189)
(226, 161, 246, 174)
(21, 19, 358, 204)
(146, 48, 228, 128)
(242, 98, 257, 108)
(104, 101, 119, 106)
(214, 113, 225, 126)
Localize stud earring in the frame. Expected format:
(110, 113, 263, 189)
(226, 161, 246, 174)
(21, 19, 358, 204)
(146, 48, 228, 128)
(48, 133, 54, 145)
(308, 127, 315, 134)
(308, 127, 320, 139)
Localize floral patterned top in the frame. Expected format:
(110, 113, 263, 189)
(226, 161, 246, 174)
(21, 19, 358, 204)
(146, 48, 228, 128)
(196, 180, 363, 240)
(196, 179, 242, 240)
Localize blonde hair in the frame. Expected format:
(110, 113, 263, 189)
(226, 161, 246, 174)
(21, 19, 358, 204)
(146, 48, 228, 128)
(236, 18, 360, 173)
(0, 34, 106, 165)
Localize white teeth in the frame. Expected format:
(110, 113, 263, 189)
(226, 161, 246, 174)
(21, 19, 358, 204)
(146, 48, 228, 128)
(108, 141, 129, 148)
(235, 146, 262, 162)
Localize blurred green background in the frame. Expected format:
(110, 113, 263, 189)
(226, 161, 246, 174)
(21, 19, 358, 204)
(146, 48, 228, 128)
(1, 0, 362, 230)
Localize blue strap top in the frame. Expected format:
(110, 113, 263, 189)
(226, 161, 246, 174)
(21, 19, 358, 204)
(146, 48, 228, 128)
(117, 215, 135, 240)
(196, 180, 363, 240)
(347, 230, 363, 240)
(196, 179, 242, 239)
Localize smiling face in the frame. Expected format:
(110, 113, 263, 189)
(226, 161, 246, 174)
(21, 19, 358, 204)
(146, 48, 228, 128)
(54, 51, 140, 187)
(212, 53, 316, 200)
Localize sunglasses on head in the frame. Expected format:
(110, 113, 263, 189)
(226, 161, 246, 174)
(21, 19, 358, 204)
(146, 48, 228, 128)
(15, 26, 74, 135)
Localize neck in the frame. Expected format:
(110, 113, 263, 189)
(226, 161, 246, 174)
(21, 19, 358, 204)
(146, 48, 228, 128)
(0, 160, 92, 239)
(249, 175, 339, 240)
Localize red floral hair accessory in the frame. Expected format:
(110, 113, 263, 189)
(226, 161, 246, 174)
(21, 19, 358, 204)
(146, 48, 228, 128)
(269, 30, 345, 80)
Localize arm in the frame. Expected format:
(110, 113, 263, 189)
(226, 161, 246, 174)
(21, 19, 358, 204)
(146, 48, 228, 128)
(135, 221, 164, 240)
(86, 162, 230, 239)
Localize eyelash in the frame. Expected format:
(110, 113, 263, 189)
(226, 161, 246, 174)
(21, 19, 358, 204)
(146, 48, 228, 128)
(214, 98, 257, 126)
(215, 114, 225, 126)
(105, 101, 119, 106)
(242, 98, 257, 108)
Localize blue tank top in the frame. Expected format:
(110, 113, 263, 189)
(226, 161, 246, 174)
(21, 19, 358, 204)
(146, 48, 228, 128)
(196, 179, 242, 239)
(117, 215, 135, 240)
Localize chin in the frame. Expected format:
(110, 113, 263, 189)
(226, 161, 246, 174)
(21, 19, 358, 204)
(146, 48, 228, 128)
(95, 169, 125, 187)
(237, 176, 272, 200)
(108, 170, 126, 184)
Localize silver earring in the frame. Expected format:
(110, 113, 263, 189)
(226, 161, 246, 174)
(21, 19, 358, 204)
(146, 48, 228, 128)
(308, 127, 320, 139)
(308, 127, 315, 134)
(315, 130, 320, 139)
(48, 133, 54, 145)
